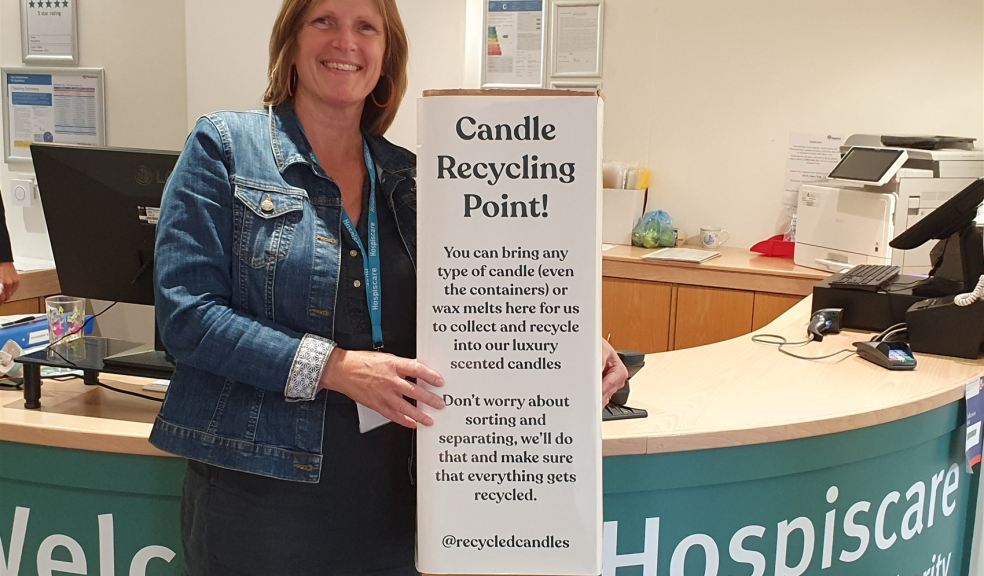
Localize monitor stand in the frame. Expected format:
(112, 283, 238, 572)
(103, 323, 174, 373)
(912, 225, 984, 297)
(18, 336, 174, 409)
(103, 347, 175, 373)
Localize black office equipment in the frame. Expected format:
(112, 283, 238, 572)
(852, 341, 916, 370)
(880, 135, 976, 150)
(828, 264, 900, 292)
(905, 297, 984, 359)
(812, 274, 925, 331)
(889, 178, 984, 297)
(603, 350, 648, 421)
(19, 143, 178, 408)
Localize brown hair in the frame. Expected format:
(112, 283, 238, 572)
(263, 0, 409, 135)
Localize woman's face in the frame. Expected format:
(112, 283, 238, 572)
(293, 0, 386, 114)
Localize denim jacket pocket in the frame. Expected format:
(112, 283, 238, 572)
(233, 181, 305, 269)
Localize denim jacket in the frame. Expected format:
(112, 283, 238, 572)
(149, 106, 417, 483)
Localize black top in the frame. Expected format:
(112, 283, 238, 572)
(332, 178, 417, 358)
(0, 194, 13, 262)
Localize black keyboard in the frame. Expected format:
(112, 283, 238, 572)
(829, 264, 901, 292)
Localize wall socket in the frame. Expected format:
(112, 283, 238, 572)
(8, 177, 35, 207)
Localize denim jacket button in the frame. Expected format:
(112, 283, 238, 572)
(260, 195, 275, 213)
(349, 249, 358, 257)
(353, 279, 362, 288)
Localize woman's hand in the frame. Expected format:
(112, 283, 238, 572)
(320, 349, 446, 429)
(601, 339, 628, 405)
(0, 262, 19, 304)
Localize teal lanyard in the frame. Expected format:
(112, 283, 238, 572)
(339, 140, 383, 349)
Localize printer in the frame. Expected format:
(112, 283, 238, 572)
(795, 134, 984, 273)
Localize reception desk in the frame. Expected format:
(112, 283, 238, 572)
(1, 298, 982, 575)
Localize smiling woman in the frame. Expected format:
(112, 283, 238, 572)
(148, 0, 441, 574)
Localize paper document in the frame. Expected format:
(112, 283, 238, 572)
(643, 248, 721, 263)
(783, 133, 842, 210)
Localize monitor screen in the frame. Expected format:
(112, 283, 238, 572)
(828, 147, 906, 183)
(31, 143, 179, 306)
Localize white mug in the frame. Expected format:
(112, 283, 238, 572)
(699, 227, 729, 249)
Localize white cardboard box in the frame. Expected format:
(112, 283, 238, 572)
(416, 89, 603, 575)
(602, 187, 645, 245)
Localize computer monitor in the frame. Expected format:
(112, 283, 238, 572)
(31, 143, 178, 372)
(889, 178, 984, 296)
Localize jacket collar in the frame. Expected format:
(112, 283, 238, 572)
(269, 103, 415, 178)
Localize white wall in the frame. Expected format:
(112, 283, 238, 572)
(184, 0, 468, 149)
(1, 0, 188, 261)
(0, 0, 187, 341)
(598, 0, 984, 247)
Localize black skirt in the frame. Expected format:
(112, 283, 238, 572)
(181, 393, 416, 576)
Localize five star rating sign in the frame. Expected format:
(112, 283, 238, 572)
(28, 1, 71, 8)
(20, 0, 77, 63)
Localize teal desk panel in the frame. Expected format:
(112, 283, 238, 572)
(0, 442, 184, 575)
(1, 403, 978, 575)
(602, 403, 979, 576)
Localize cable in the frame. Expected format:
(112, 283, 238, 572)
(752, 333, 856, 361)
(871, 322, 907, 342)
(42, 300, 164, 403)
(94, 381, 163, 402)
(955, 274, 984, 306)
(752, 334, 811, 346)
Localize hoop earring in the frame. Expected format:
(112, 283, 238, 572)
(370, 75, 394, 108)
(287, 66, 297, 98)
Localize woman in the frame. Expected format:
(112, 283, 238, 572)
(152, 0, 627, 573)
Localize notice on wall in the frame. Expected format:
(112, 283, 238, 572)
(2, 67, 104, 162)
(553, 4, 601, 77)
(21, 0, 78, 63)
(484, 1, 545, 87)
(416, 90, 602, 575)
(783, 133, 843, 209)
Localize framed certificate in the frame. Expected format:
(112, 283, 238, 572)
(20, 0, 79, 65)
(2, 67, 105, 163)
(550, 0, 603, 78)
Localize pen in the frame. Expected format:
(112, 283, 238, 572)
(0, 315, 41, 328)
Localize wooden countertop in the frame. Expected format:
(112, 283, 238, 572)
(15, 267, 60, 300)
(2, 297, 981, 458)
(0, 376, 170, 456)
(603, 297, 984, 456)
(603, 245, 828, 295)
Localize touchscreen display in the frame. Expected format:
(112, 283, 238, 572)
(887, 348, 913, 362)
(828, 148, 904, 182)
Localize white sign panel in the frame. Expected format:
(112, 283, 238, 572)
(1, 67, 105, 163)
(417, 91, 603, 575)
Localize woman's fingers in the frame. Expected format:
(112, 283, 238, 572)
(401, 378, 447, 410)
(380, 391, 434, 428)
(398, 357, 445, 388)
